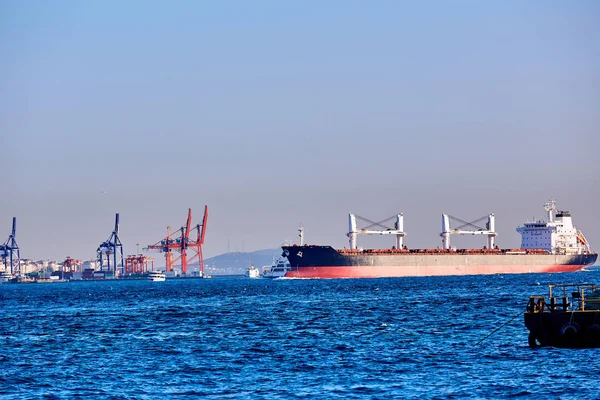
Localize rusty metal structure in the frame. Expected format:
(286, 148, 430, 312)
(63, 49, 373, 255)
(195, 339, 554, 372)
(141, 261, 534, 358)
(124, 255, 154, 275)
(61, 257, 82, 274)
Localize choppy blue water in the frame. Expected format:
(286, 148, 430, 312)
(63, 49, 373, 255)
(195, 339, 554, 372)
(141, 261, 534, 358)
(2, 270, 600, 399)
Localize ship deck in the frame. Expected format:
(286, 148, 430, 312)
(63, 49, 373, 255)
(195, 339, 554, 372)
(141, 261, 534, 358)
(336, 248, 550, 256)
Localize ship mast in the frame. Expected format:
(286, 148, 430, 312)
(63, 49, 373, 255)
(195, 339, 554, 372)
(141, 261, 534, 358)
(544, 199, 556, 222)
(298, 225, 304, 246)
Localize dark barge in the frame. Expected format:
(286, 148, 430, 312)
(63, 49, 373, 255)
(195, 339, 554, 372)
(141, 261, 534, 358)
(524, 283, 600, 348)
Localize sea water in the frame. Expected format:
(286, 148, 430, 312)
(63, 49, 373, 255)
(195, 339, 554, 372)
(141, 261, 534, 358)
(1, 270, 600, 399)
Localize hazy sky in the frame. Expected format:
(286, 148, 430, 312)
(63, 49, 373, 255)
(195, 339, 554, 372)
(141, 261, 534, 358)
(1, 1, 599, 263)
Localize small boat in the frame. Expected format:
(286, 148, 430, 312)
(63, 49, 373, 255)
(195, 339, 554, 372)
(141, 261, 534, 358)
(147, 270, 166, 282)
(0, 271, 12, 283)
(245, 264, 261, 279)
(524, 283, 600, 348)
(7, 275, 35, 284)
(262, 258, 291, 279)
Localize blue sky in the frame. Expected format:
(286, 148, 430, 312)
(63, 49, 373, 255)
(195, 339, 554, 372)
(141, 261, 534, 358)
(1, 1, 598, 262)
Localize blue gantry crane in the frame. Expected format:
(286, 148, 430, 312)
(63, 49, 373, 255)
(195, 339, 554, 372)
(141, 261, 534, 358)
(96, 213, 124, 277)
(0, 217, 20, 276)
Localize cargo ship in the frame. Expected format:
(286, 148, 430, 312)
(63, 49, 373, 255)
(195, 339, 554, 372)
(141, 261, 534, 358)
(281, 200, 597, 278)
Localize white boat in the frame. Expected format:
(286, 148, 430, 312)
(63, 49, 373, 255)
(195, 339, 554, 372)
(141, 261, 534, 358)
(0, 271, 13, 283)
(262, 258, 291, 279)
(245, 264, 261, 279)
(148, 270, 166, 282)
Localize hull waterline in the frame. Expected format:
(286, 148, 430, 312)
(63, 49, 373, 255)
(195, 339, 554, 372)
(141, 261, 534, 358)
(285, 264, 591, 279)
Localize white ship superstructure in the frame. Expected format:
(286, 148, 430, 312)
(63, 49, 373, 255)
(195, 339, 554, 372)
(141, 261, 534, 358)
(245, 264, 261, 278)
(517, 200, 591, 255)
(148, 270, 166, 282)
(263, 258, 291, 279)
(0, 270, 12, 283)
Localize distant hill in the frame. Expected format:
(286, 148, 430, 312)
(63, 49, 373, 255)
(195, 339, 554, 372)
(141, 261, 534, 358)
(204, 249, 283, 275)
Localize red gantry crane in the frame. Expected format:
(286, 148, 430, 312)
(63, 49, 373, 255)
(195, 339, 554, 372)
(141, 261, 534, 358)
(146, 206, 208, 276)
(124, 255, 154, 275)
(61, 257, 82, 279)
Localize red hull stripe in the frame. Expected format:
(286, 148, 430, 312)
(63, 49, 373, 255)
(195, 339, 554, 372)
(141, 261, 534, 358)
(285, 264, 588, 279)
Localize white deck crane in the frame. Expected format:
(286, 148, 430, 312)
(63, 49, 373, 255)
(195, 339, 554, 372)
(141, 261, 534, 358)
(348, 213, 406, 250)
(441, 213, 497, 250)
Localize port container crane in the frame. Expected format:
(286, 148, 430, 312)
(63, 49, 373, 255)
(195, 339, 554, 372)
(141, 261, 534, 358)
(0, 217, 20, 275)
(124, 255, 154, 275)
(146, 206, 208, 276)
(96, 213, 124, 277)
(61, 257, 82, 279)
